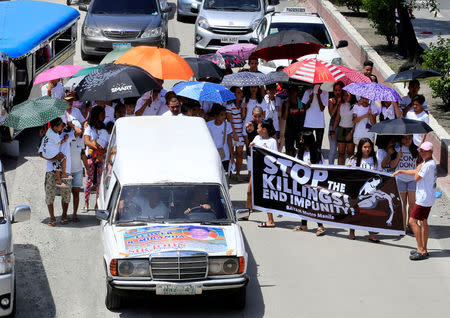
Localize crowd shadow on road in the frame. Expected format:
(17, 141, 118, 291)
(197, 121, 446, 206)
(115, 235, 265, 318)
(14, 244, 56, 318)
(40, 214, 100, 228)
(2, 127, 41, 173)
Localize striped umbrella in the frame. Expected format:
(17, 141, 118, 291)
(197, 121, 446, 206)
(283, 59, 345, 84)
(334, 65, 371, 85)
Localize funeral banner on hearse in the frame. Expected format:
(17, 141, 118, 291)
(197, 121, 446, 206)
(251, 146, 405, 235)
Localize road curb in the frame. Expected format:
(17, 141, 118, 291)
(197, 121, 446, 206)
(306, 0, 450, 200)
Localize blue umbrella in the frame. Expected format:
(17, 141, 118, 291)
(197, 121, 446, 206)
(385, 70, 442, 83)
(173, 81, 235, 103)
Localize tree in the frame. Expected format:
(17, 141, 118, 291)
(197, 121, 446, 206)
(362, 0, 396, 47)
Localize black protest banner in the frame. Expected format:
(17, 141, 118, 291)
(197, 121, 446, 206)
(252, 146, 405, 234)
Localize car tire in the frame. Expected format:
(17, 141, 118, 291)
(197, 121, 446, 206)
(228, 286, 246, 310)
(81, 50, 92, 62)
(105, 280, 122, 311)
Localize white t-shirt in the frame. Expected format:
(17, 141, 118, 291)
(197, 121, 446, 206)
(60, 132, 73, 174)
(135, 92, 167, 116)
(70, 135, 84, 173)
(352, 104, 378, 140)
(405, 110, 429, 146)
(349, 156, 378, 170)
(338, 102, 354, 128)
(206, 120, 233, 161)
(62, 107, 85, 124)
(83, 125, 99, 156)
(301, 150, 324, 165)
(104, 105, 115, 124)
(201, 101, 214, 114)
(400, 95, 428, 111)
(301, 88, 328, 129)
(41, 82, 65, 99)
(264, 95, 282, 131)
(162, 110, 184, 117)
(97, 129, 110, 149)
(376, 149, 395, 173)
(249, 135, 278, 171)
(416, 159, 437, 207)
(394, 145, 417, 182)
(380, 104, 396, 120)
(39, 129, 61, 172)
(244, 99, 267, 125)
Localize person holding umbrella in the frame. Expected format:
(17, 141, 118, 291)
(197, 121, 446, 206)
(41, 79, 65, 99)
(301, 84, 328, 149)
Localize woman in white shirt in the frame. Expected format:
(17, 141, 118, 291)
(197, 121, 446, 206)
(242, 86, 267, 126)
(352, 97, 378, 145)
(347, 138, 380, 243)
(333, 90, 356, 165)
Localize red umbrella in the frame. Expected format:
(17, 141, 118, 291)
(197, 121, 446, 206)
(335, 65, 371, 85)
(283, 59, 345, 84)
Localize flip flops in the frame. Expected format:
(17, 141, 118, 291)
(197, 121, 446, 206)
(410, 250, 429, 257)
(316, 228, 326, 236)
(409, 252, 429, 261)
(48, 219, 56, 227)
(293, 226, 307, 232)
(258, 222, 275, 228)
(60, 217, 70, 225)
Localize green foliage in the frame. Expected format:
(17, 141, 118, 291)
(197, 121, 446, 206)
(421, 37, 450, 107)
(333, 0, 363, 13)
(362, 0, 397, 46)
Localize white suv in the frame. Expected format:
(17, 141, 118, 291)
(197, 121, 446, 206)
(251, 9, 348, 73)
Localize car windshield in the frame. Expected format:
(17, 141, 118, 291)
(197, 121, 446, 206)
(203, 0, 261, 12)
(91, 0, 159, 14)
(269, 22, 333, 47)
(114, 184, 232, 224)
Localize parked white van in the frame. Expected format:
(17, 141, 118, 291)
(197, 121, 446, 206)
(96, 116, 249, 310)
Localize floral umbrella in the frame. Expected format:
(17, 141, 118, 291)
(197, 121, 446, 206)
(217, 43, 256, 60)
(343, 82, 402, 102)
(199, 52, 246, 69)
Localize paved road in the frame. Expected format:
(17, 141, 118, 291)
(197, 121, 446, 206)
(3, 1, 450, 317)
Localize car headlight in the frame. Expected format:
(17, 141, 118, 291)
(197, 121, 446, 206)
(197, 17, 210, 30)
(208, 257, 244, 275)
(331, 57, 342, 65)
(141, 27, 162, 38)
(251, 18, 262, 30)
(0, 254, 13, 275)
(83, 26, 101, 37)
(117, 259, 150, 277)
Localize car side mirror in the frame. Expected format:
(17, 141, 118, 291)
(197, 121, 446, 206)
(266, 5, 275, 13)
(191, 2, 199, 13)
(79, 4, 88, 12)
(96, 209, 109, 221)
(336, 40, 348, 49)
(249, 37, 260, 45)
(12, 205, 31, 223)
(235, 208, 250, 220)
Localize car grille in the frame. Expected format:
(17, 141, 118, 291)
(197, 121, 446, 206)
(209, 39, 250, 46)
(150, 251, 208, 281)
(209, 26, 252, 35)
(103, 30, 141, 39)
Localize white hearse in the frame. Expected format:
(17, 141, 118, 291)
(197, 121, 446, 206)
(97, 116, 249, 310)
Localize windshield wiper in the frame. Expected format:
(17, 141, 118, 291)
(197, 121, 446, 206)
(92, 11, 109, 14)
(115, 220, 148, 226)
(200, 220, 233, 225)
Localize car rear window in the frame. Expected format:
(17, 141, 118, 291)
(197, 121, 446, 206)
(269, 22, 333, 47)
(91, 0, 159, 15)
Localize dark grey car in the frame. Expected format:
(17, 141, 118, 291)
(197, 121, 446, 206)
(80, 0, 174, 60)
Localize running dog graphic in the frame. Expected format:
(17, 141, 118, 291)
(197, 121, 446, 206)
(358, 176, 396, 226)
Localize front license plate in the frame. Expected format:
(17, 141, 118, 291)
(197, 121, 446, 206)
(156, 284, 201, 295)
(112, 42, 132, 50)
(221, 36, 238, 44)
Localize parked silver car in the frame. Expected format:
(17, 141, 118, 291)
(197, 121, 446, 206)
(80, 0, 174, 60)
(0, 161, 31, 317)
(176, 0, 201, 21)
(193, 0, 275, 55)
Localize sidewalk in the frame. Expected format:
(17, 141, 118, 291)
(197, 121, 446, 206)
(299, 0, 450, 201)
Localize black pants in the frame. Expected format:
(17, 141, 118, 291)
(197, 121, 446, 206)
(304, 128, 325, 149)
(222, 160, 230, 172)
(285, 128, 300, 156)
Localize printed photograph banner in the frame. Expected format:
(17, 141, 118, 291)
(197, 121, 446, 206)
(252, 146, 405, 234)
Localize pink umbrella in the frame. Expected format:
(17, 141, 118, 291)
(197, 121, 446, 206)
(33, 65, 84, 85)
(217, 43, 256, 60)
(334, 65, 371, 85)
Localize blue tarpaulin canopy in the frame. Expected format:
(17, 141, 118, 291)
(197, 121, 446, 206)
(0, 0, 79, 58)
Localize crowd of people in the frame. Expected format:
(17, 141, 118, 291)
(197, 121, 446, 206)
(38, 57, 437, 261)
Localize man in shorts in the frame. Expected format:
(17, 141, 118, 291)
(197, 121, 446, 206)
(394, 141, 436, 260)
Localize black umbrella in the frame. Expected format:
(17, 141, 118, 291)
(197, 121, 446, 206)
(267, 71, 313, 87)
(251, 30, 323, 61)
(369, 118, 433, 135)
(184, 57, 224, 80)
(75, 64, 161, 101)
(385, 70, 442, 83)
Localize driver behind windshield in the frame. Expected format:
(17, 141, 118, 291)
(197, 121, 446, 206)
(184, 189, 211, 215)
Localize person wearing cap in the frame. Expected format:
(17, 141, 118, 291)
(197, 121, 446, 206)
(394, 141, 436, 261)
(62, 92, 86, 129)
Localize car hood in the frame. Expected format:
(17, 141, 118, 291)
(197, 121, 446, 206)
(112, 224, 239, 257)
(86, 13, 161, 30)
(200, 10, 261, 28)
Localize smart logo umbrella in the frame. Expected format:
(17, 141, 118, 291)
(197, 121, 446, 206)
(33, 65, 84, 84)
(75, 64, 161, 101)
(251, 30, 323, 61)
(221, 72, 275, 87)
(199, 53, 246, 69)
(172, 81, 235, 103)
(4, 96, 68, 130)
(283, 59, 345, 84)
(385, 70, 442, 83)
(217, 43, 256, 60)
(343, 82, 402, 102)
(369, 118, 433, 135)
(184, 58, 224, 80)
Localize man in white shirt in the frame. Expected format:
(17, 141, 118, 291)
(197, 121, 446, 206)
(135, 89, 168, 116)
(41, 80, 65, 99)
(400, 80, 428, 114)
(394, 141, 436, 261)
(405, 95, 429, 146)
(301, 85, 328, 149)
(162, 97, 183, 116)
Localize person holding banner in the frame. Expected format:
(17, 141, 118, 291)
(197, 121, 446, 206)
(394, 141, 436, 260)
(248, 119, 278, 228)
(348, 138, 381, 242)
(293, 131, 326, 236)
